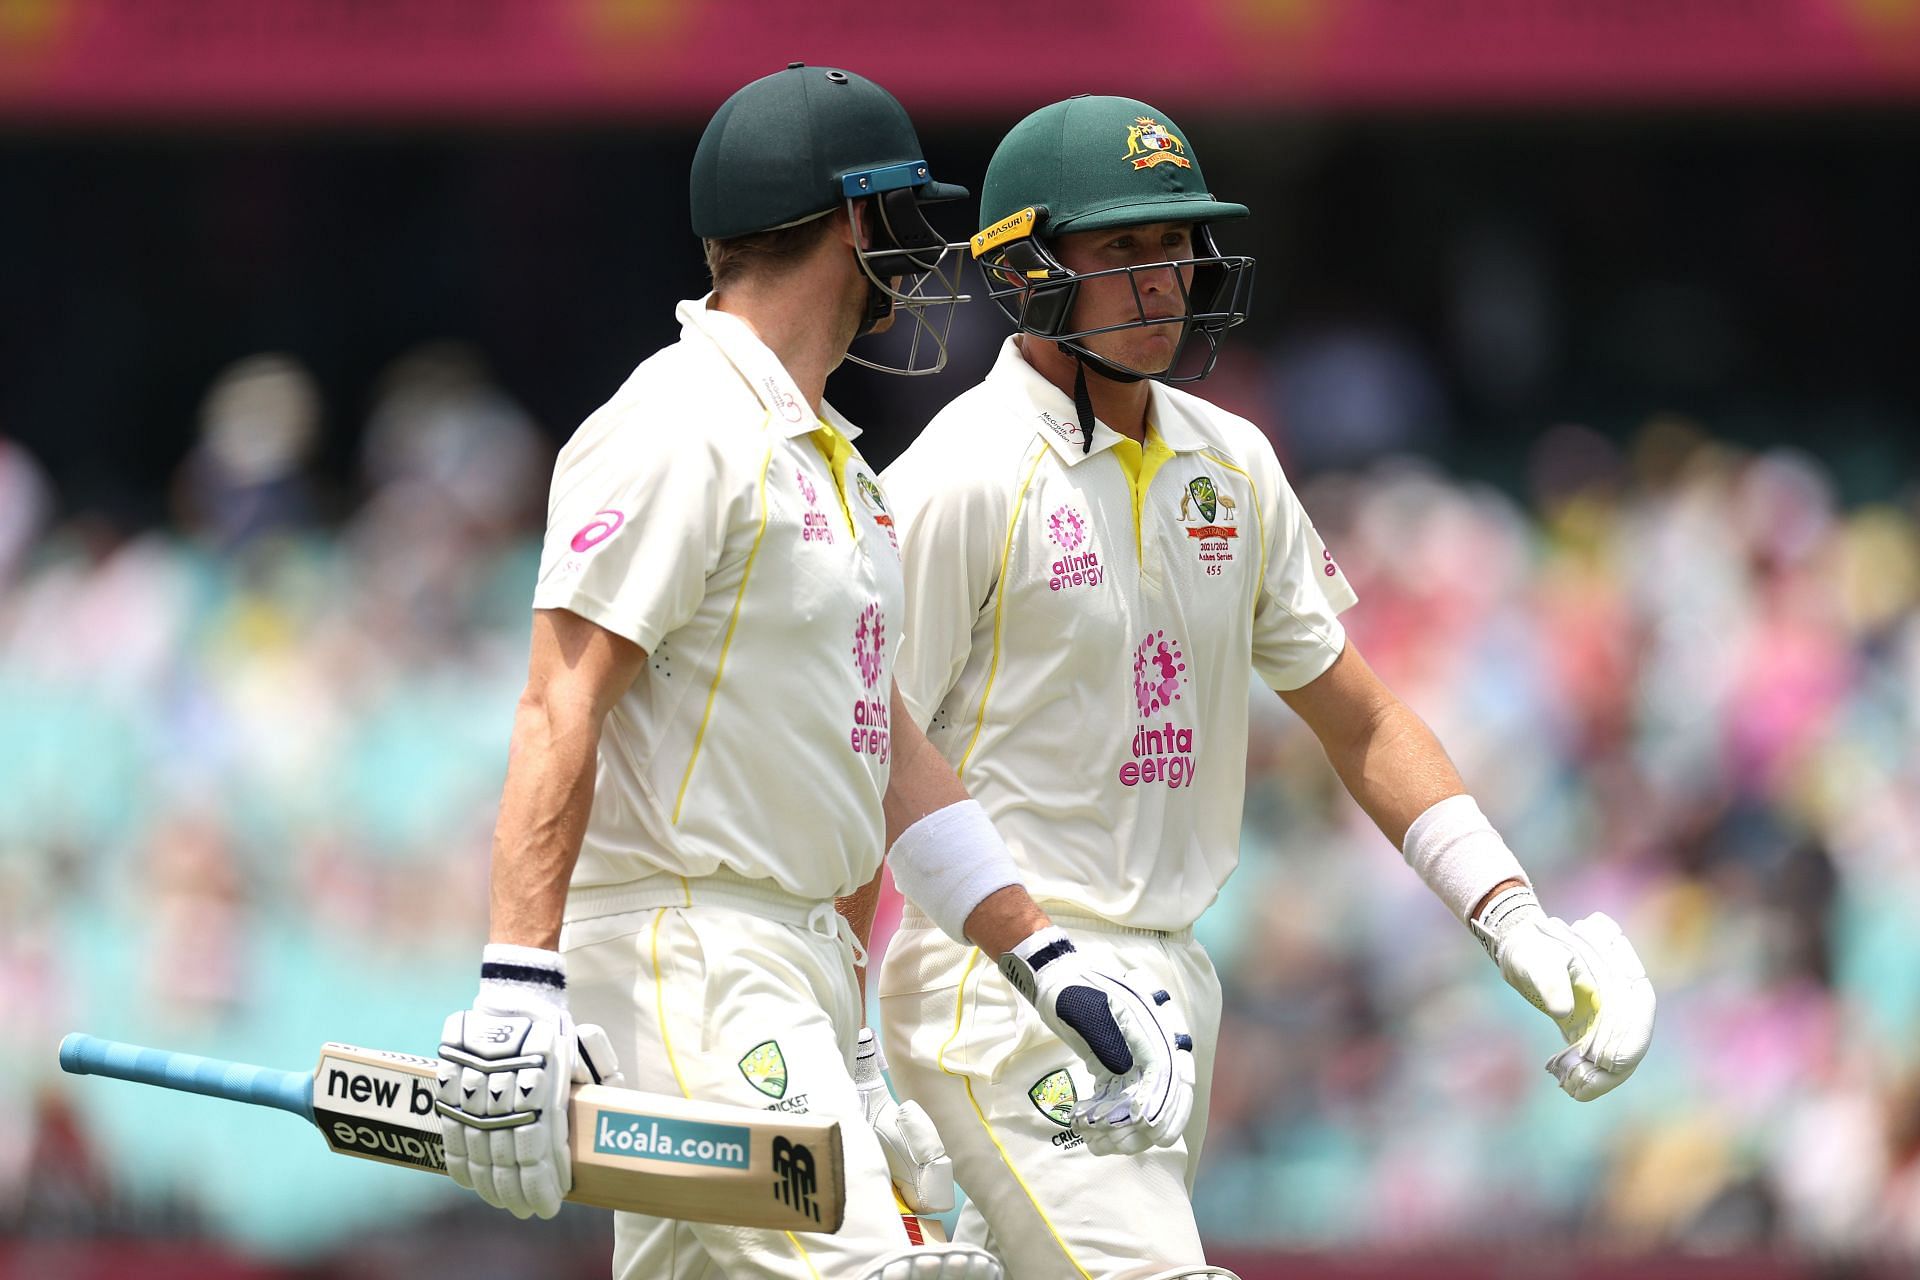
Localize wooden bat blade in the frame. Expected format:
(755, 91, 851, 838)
(311, 1044, 845, 1232)
(63, 1035, 845, 1233)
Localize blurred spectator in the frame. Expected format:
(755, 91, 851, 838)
(173, 354, 325, 550)
(0, 436, 54, 589)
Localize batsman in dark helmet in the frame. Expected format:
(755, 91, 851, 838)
(434, 67, 1195, 1280)
(878, 96, 1654, 1278)
(691, 62, 974, 375)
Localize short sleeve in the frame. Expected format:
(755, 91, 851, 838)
(883, 444, 1006, 730)
(1250, 456, 1359, 692)
(531, 421, 751, 654)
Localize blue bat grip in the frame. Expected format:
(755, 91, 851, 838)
(59, 1033, 315, 1125)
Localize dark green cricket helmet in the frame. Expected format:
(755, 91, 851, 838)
(692, 64, 973, 374)
(971, 95, 1255, 385)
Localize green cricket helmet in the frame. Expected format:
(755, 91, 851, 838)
(971, 95, 1255, 386)
(691, 63, 972, 375)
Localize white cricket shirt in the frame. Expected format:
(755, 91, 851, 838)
(884, 338, 1357, 930)
(533, 298, 906, 904)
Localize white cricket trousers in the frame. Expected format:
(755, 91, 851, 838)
(878, 904, 1222, 1280)
(562, 871, 912, 1279)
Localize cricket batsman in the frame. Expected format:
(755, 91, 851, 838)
(430, 70, 1193, 1280)
(877, 95, 1658, 1278)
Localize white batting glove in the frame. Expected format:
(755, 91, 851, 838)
(853, 1027, 954, 1214)
(434, 943, 622, 1219)
(1472, 886, 1656, 1101)
(998, 928, 1195, 1156)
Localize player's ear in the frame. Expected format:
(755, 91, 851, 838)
(836, 203, 867, 251)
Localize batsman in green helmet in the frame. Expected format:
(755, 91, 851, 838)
(877, 97, 1655, 1278)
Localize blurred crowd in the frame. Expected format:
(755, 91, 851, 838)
(1, 339, 1917, 1269)
(1197, 419, 1920, 1264)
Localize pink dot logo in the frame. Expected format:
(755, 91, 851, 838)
(796, 469, 818, 508)
(852, 602, 887, 689)
(1132, 630, 1186, 717)
(1048, 504, 1088, 552)
(571, 509, 625, 552)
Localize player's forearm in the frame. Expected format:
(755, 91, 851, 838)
(960, 885, 1053, 959)
(1320, 696, 1468, 849)
(487, 690, 603, 949)
(883, 686, 1052, 956)
(881, 702, 970, 848)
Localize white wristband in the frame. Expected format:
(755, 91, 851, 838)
(1401, 794, 1527, 924)
(478, 942, 568, 1013)
(887, 799, 1024, 946)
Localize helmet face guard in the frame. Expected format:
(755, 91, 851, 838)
(841, 162, 973, 377)
(973, 206, 1254, 384)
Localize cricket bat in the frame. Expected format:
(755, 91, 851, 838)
(58, 1033, 845, 1233)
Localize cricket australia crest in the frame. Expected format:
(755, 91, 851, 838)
(1179, 474, 1238, 564)
(739, 1040, 788, 1099)
(1028, 1069, 1077, 1127)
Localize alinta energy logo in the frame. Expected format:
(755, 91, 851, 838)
(850, 603, 889, 763)
(1133, 630, 1185, 717)
(1126, 630, 1197, 790)
(797, 468, 834, 544)
(1046, 503, 1103, 592)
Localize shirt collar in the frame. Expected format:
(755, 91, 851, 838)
(986, 336, 1206, 464)
(675, 295, 861, 441)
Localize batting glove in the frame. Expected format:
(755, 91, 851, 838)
(1472, 886, 1656, 1101)
(999, 928, 1195, 1156)
(435, 943, 622, 1219)
(854, 1027, 954, 1214)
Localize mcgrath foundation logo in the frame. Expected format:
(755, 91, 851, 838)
(738, 1041, 788, 1099)
(763, 376, 805, 423)
(853, 603, 886, 689)
(1133, 630, 1186, 717)
(1048, 504, 1087, 551)
(1037, 410, 1084, 447)
(1123, 117, 1191, 171)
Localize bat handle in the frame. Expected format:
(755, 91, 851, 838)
(58, 1033, 315, 1124)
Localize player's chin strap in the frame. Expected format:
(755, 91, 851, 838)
(1068, 346, 1145, 455)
